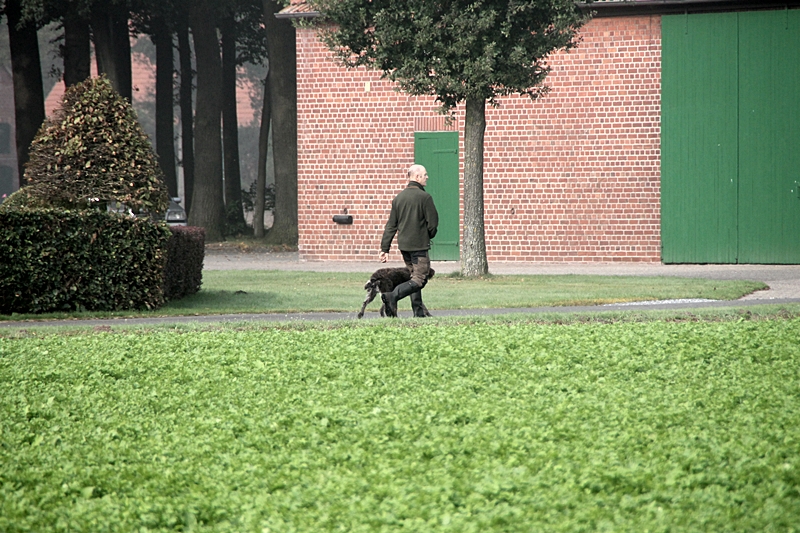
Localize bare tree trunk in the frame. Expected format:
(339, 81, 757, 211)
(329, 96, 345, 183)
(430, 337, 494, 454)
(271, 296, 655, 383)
(6, 0, 45, 186)
(262, 0, 297, 246)
(462, 97, 488, 276)
(221, 16, 245, 234)
(254, 70, 271, 238)
(62, 11, 90, 87)
(188, 4, 225, 241)
(177, 19, 195, 213)
(153, 20, 177, 196)
(91, 2, 131, 100)
(112, 3, 131, 101)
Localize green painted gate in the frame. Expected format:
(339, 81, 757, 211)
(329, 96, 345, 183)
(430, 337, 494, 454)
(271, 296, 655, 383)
(661, 9, 800, 263)
(414, 132, 460, 260)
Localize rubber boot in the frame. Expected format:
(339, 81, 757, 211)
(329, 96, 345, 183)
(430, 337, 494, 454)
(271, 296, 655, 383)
(410, 291, 429, 317)
(381, 280, 419, 318)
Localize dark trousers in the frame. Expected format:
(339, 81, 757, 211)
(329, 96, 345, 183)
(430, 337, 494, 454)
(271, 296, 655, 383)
(401, 250, 430, 288)
(402, 250, 430, 317)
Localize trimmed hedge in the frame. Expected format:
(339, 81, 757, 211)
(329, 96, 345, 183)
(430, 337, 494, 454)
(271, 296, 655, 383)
(0, 209, 172, 314)
(163, 226, 205, 301)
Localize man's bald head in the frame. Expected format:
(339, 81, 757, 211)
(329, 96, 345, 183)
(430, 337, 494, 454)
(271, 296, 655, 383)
(408, 165, 428, 186)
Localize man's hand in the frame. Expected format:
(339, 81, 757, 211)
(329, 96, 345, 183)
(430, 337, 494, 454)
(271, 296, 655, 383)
(379, 252, 388, 263)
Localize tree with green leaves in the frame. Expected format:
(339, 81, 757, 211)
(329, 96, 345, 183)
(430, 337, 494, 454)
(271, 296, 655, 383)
(316, 0, 590, 275)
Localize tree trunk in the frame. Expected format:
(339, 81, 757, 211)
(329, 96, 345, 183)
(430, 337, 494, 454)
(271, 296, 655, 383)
(6, 0, 45, 187)
(177, 20, 195, 213)
(262, 0, 297, 246)
(153, 20, 177, 196)
(62, 11, 90, 87)
(462, 97, 488, 276)
(254, 70, 272, 238)
(188, 4, 225, 241)
(221, 16, 245, 234)
(91, 2, 131, 100)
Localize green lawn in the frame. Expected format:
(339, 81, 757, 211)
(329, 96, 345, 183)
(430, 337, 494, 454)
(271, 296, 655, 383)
(2, 317, 799, 531)
(1, 270, 767, 322)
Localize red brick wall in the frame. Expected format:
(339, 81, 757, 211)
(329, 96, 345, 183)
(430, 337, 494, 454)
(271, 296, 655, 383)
(296, 15, 662, 262)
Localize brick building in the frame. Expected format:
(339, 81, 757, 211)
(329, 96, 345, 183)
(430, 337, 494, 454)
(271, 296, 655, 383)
(280, 0, 800, 264)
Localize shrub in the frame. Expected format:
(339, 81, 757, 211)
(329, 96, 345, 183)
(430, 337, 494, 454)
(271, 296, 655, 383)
(22, 76, 168, 214)
(0, 209, 171, 314)
(163, 226, 205, 301)
(0, 185, 55, 211)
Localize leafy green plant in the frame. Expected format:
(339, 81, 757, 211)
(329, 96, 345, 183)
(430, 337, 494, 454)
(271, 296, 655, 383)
(21, 76, 168, 214)
(1, 318, 799, 531)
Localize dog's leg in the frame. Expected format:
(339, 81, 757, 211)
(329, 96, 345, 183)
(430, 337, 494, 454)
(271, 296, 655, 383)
(358, 285, 379, 319)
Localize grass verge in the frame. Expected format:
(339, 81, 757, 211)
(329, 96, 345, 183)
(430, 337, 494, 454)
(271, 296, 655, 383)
(0, 270, 767, 322)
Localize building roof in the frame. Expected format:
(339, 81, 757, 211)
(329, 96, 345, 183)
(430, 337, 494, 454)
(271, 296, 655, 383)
(276, 0, 319, 19)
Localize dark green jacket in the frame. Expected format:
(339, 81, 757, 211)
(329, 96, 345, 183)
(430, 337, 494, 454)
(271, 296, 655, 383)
(381, 181, 439, 252)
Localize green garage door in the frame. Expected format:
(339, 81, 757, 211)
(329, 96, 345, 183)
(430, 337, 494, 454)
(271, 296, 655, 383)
(661, 9, 800, 263)
(414, 132, 460, 261)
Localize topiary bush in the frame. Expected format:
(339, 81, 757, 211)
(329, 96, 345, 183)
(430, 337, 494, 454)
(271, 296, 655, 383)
(22, 75, 168, 214)
(0, 209, 172, 315)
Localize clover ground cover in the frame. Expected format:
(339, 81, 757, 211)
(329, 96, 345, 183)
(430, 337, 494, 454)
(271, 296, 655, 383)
(2, 318, 799, 531)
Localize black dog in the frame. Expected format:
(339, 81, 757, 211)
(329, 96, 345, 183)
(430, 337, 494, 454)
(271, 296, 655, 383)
(357, 267, 435, 318)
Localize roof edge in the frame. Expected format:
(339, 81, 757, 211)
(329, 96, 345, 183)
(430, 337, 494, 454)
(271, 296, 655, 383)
(581, 0, 800, 16)
(276, 0, 800, 20)
(275, 11, 319, 19)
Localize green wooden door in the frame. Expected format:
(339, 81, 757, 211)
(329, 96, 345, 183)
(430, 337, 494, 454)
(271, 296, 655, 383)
(414, 132, 460, 260)
(738, 9, 800, 263)
(662, 9, 800, 263)
(661, 12, 739, 263)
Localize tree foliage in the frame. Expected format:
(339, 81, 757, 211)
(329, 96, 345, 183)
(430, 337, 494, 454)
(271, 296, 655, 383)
(316, 0, 590, 112)
(23, 75, 169, 214)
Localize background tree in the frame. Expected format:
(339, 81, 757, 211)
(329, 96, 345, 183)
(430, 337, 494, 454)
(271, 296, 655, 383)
(176, 12, 194, 214)
(253, 68, 271, 238)
(187, 0, 225, 240)
(91, 0, 132, 100)
(316, 0, 590, 275)
(220, 0, 267, 235)
(2, 0, 46, 187)
(262, 0, 297, 246)
(59, 2, 91, 87)
(130, 0, 180, 196)
(220, 14, 245, 233)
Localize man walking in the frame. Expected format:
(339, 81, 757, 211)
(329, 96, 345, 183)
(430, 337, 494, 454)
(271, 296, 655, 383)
(380, 164, 439, 317)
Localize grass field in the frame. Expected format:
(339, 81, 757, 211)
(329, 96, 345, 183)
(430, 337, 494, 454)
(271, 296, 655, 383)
(2, 317, 799, 531)
(1, 270, 767, 321)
